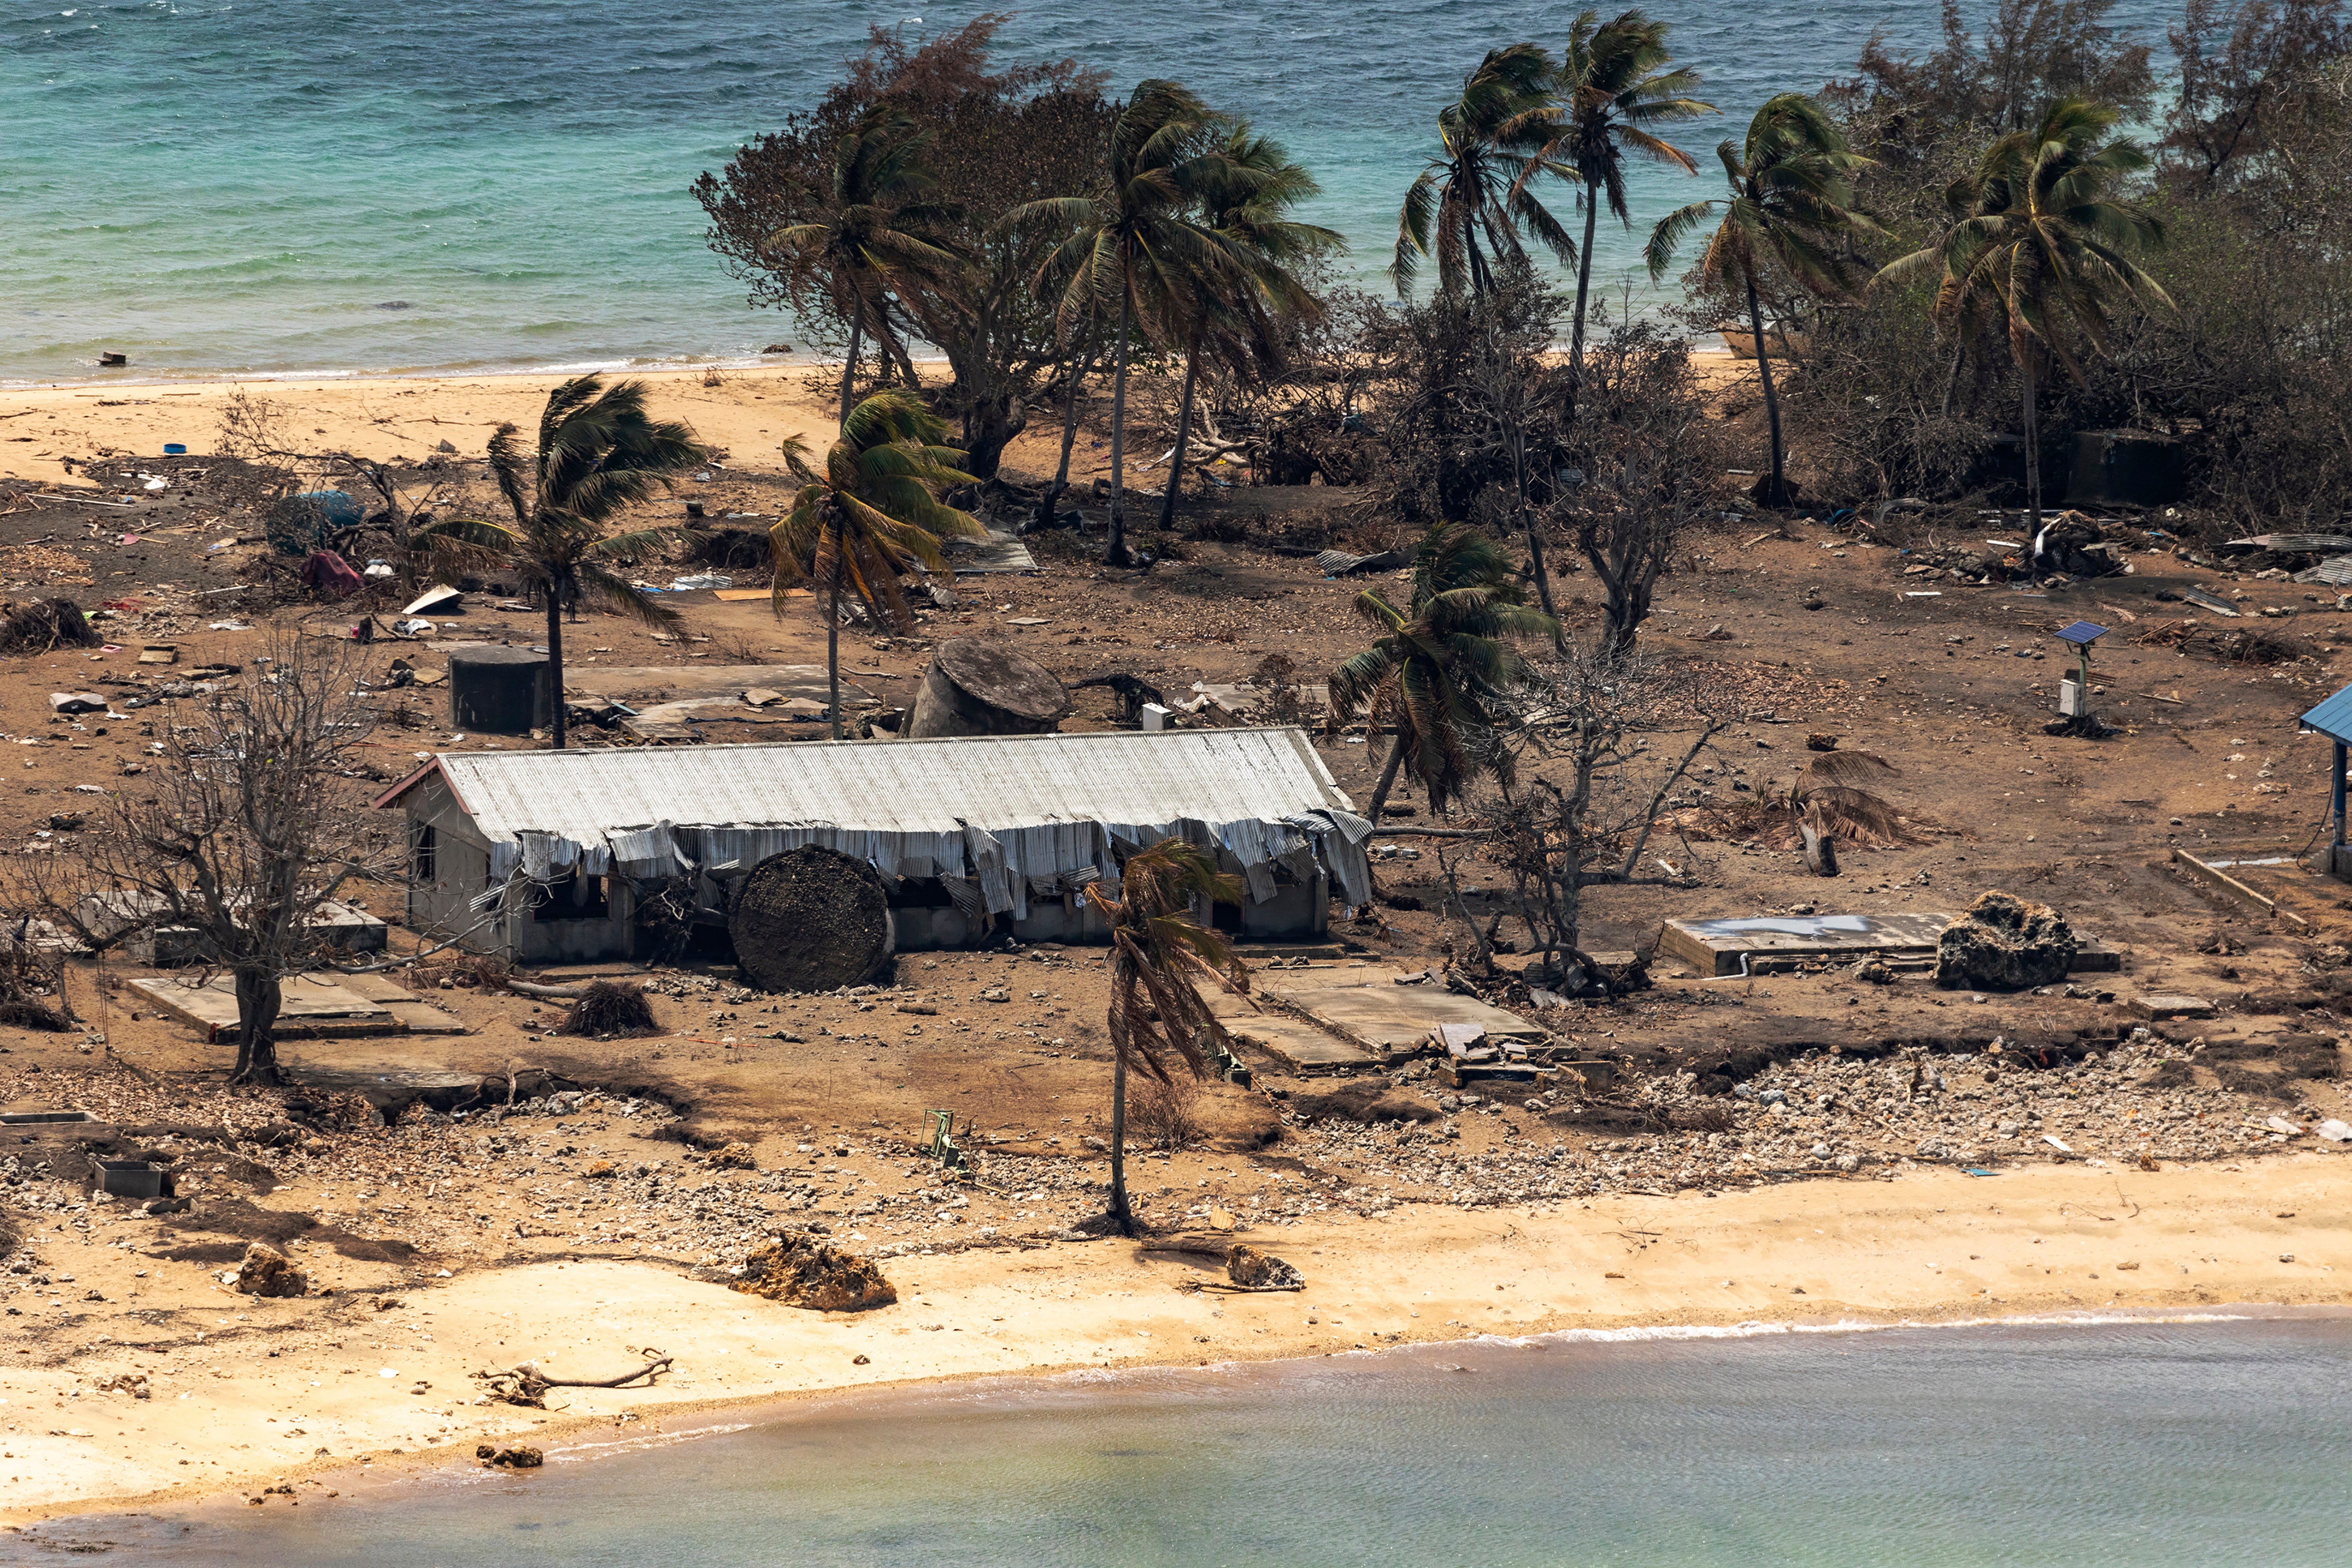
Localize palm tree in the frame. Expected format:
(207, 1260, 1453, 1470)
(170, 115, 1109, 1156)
(1158, 127, 1341, 529)
(1010, 80, 1251, 567)
(1645, 93, 1887, 505)
(1877, 97, 2170, 536)
(765, 111, 960, 426)
(1328, 523, 1559, 825)
(1392, 43, 1578, 299)
(1080, 839, 1249, 1236)
(421, 376, 705, 749)
(1522, 10, 1711, 388)
(771, 390, 983, 737)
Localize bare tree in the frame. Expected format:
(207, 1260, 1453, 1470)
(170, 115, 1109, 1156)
(1562, 322, 1724, 658)
(1482, 646, 1730, 991)
(15, 636, 395, 1084)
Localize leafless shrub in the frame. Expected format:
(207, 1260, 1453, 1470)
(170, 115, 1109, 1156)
(1125, 1073, 1203, 1152)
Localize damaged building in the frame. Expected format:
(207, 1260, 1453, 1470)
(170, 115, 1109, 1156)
(373, 728, 1374, 964)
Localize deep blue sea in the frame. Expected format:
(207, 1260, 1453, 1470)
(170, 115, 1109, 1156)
(0, 2, 2173, 382)
(16, 1317, 2352, 1566)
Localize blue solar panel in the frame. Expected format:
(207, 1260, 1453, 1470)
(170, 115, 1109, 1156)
(2304, 684, 2352, 743)
(2055, 621, 2106, 645)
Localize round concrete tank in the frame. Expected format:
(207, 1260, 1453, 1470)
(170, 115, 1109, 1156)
(448, 646, 554, 735)
(902, 638, 1070, 739)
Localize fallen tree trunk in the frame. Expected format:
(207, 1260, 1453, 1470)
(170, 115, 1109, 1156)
(475, 1350, 674, 1408)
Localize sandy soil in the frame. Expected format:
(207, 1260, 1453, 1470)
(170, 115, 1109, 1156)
(5, 359, 2352, 1528)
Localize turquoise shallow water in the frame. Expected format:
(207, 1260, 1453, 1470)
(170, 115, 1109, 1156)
(20, 1316, 2352, 1566)
(2, 1, 2172, 382)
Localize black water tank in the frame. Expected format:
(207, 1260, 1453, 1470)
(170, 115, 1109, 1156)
(448, 647, 553, 735)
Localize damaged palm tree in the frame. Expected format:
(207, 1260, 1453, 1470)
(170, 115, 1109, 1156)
(771, 390, 983, 739)
(1327, 522, 1558, 826)
(1774, 748, 1923, 862)
(1082, 840, 1251, 1236)
(11, 636, 393, 1084)
(419, 375, 707, 749)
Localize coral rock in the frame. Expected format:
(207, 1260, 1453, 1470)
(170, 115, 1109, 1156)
(234, 1242, 308, 1298)
(1225, 1245, 1303, 1289)
(1935, 890, 2075, 991)
(731, 1233, 898, 1312)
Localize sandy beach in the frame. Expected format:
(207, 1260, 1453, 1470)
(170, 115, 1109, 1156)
(0, 367, 841, 491)
(5, 1153, 2343, 1527)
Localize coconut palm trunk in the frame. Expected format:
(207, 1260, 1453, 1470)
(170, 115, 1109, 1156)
(1569, 192, 1602, 403)
(545, 578, 568, 749)
(1105, 292, 1135, 567)
(1744, 267, 1789, 504)
(839, 311, 866, 431)
(1108, 1048, 1132, 1230)
(1366, 742, 1407, 828)
(826, 508, 846, 740)
(2021, 358, 2043, 538)
(1159, 323, 1205, 530)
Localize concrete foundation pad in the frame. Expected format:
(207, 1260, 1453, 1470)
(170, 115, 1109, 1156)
(1256, 970, 1548, 1054)
(2130, 993, 2216, 1020)
(129, 974, 465, 1043)
(1660, 912, 2121, 978)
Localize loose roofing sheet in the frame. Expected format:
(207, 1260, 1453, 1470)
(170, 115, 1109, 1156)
(379, 728, 1373, 916)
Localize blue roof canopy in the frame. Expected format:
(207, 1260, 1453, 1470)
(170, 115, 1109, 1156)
(2302, 683, 2352, 744)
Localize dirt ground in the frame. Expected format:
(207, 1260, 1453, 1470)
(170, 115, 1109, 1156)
(4, 361, 2350, 1526)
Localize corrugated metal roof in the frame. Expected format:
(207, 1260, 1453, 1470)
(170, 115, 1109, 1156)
(2303, 684, 2352, 743)
(378, 728, 1373, 911)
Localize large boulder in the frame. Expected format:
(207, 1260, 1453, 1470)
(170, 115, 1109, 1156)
(234, 1242, 308, 1298)
(1225, 1245, 1303, 1289)
(731, 1232, 898, 1312)
(727, 844, 895, 994)
(1935, 891, 2076, 990)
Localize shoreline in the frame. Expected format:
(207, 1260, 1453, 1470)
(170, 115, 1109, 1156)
(7, 1156, 2345, 1531)
(20, 1297, 2350, 1539)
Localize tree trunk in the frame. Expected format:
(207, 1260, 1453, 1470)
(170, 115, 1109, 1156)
(1105, 291, 1136, 568)
(826, 510, 845, 741)
(1513, 426, 1559, 621)
(960, 392, 1025, 480)
(1568, 190, 1601, 411)
(1940, 341, 1967, 417)
(1366, 740, 1406, 827)
(231, 968, 284, 1086)
(545, 583, 567, 750)
(1108, 1047, 1133, 1235)
(1035, 321, 1097, 532)
(1746, 267, 1789, 506)
(839, 311, 866, 430)
(1158, 325, 1205, 531)
(2021, 358, 2042, 539)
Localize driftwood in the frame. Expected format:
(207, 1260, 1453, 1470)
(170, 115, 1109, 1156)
(474, 1348, 674, 1408)
(507, 979, 588, 1000)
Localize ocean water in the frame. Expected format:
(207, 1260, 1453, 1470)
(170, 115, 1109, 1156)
(0, 2, 2177, 384)
(21, 1316, 2352, 1566)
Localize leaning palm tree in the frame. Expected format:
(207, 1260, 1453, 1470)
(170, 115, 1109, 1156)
(1158, 127, 1342, 528)
(1328, 523, 1560, 825)
(1645, 93, 1887, 505)
(1010, 80, 1249, 567)
(1081, 839, 1249, 1236)
(765, 111, 960, 426)
(1521, 10, 1711, 386)
(421, 376, 705, 749)
(1877, 97, 2170, 536)
(1392, 42, 1578, 299)
(771, 389, 983, 737)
